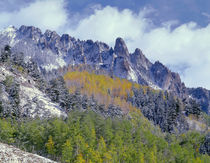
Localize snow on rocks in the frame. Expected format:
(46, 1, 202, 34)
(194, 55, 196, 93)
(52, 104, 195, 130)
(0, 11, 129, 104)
(0, 64, 67, 119)
(0, 142, 57, 163)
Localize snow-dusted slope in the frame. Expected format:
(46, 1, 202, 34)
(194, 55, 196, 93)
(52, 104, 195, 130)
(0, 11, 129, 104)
(0, 64, 67, 118)
(0, 142, 56, 163)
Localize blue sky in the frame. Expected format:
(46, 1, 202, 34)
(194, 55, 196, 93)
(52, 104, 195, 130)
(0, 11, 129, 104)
(1, 0, 210, 27)
(66, 0, 210, 27)
(0, 0, 210, 89)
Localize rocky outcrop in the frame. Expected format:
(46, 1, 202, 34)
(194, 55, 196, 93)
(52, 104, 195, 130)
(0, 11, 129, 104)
(114, 37, 129, 57)
(0, 142, 56, 163)
(130, 48, 152, 71)
(151, 61, 187, 97)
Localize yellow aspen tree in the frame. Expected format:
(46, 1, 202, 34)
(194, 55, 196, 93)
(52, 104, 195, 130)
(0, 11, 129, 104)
(46, 135, 55, 156)
(75, 153, 86, 163)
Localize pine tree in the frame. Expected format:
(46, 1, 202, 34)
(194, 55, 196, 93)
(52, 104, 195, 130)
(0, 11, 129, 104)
(0, 119, 14, 143)
(11, 52, 25, 67)
(0, 45, 11, 62)
(0, 101, 3, 117)
(47, 76, 71, 111)
(62, 139, 73, 163)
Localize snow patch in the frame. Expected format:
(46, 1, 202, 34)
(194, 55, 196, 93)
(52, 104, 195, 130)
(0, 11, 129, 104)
(188, 95, 194, 99)
(20, 85, 66, 118)
(113, 53, 117, 58)
(56, 57, 66, 67)
(0, 66, 14, 80)
(148, 81, 162, 90)
(42, 64, 59, 71)
(1, 26, 19, 46)
(42, 57, 66, 71)
(0, 64, 66, 119)
(3, 25, 16, 34)
(127, 67, 138, 82)
(186, 117, 208, 132)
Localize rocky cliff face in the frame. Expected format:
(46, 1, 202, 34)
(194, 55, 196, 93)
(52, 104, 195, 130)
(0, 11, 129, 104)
(0, 25, 209, 114)
(188, 87, 210, 115)
(150, 61, 187, 97)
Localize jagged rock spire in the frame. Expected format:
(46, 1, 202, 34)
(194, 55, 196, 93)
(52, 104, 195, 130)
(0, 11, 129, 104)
(114, 37, 129, 57)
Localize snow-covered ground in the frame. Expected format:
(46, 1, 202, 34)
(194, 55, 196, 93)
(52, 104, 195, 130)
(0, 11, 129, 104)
(0, 142, 57, 163)
(1, 26, 19, 46)
(0, 64, 67, 118)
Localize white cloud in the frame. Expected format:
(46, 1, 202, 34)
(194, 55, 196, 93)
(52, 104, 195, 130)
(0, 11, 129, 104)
(0, 0, 68, 32)
(67, 6, 150, 45)
(67, 6, 210, 89)
(0, 2, 210, 89)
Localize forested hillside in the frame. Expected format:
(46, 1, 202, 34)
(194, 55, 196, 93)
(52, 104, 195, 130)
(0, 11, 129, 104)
(0, 111, 209, 162)
(63, 67, 207, 133)
(0, 45, 209, 162)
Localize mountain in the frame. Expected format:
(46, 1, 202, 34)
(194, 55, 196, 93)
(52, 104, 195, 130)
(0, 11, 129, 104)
(0, 26, 183, 92)
(0, 25, 209, 115)
(0, 25, 209, 162)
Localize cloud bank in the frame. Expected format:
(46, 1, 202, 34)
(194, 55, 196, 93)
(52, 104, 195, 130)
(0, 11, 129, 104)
(0, 0, 67, 32)
(0, 0, 210, 89)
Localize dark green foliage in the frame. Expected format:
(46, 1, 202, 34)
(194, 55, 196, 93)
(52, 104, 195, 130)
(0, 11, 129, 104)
(200, 133, 210, 155)
(46, 76, 71, 112)
(2, 76, 20, 118)
(0, 101, 3, 116)
(128, 88, 187, 132)
(185, 99, 201, 116)
(11, 52, 25, 68)
(0, 45, 11, 62)
(0, 111, 209, 162)
(25, 59, 47, 90)
(0, 45, 46, 91)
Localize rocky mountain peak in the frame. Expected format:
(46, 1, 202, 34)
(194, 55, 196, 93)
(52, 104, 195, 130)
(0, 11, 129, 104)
(44, 29, 60, 40)
(151, 61, 186, 96)
(133, 48, 149, 61)
(134, 48, 143, 55)
(2, 25, 17, 33)
(131, 48, 152, 70)
(114, 37, 129, 57)
(152, 61, 165, 69)
(18, 25, 42, 39)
